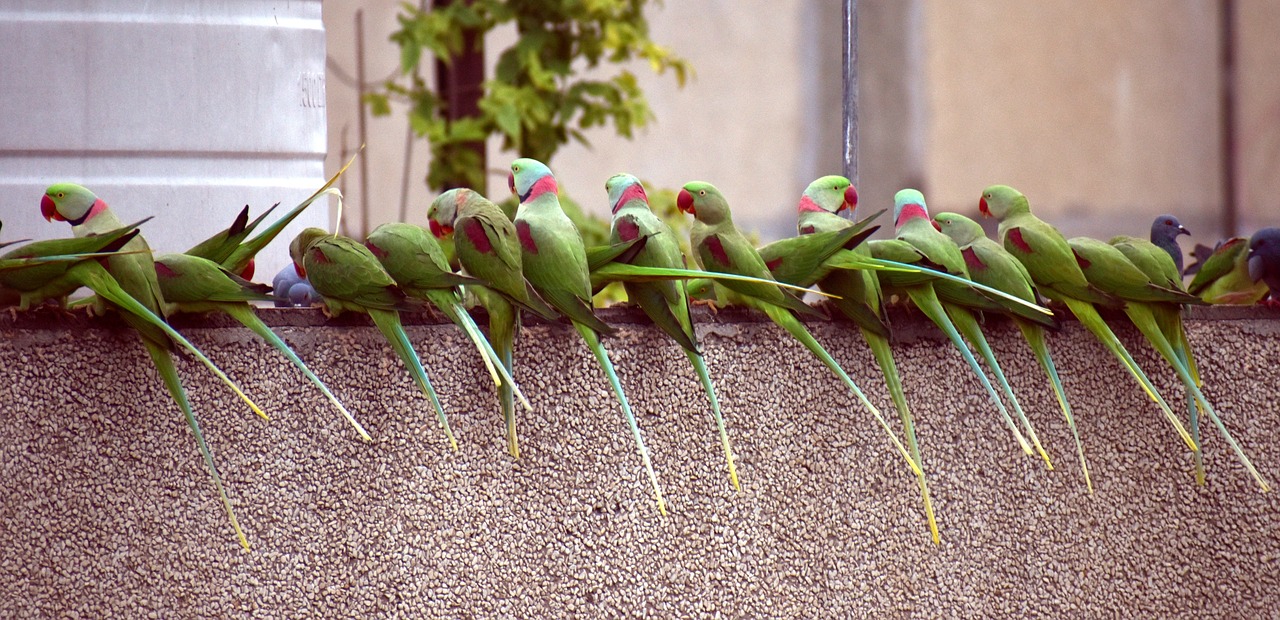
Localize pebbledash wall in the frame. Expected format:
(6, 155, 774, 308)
(1, 306, 1277, 617)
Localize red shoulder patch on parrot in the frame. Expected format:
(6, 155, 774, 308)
(765, 256, 783, 271)
(1007, 228, 1034, 254)
(616, 216, 641, 242)
(961, 247, 986, 271)
(705, 235, 730, 267)
(516, 220, 539, 254)
(311, 247, 331, 264)
(365, 241, 388, 259)
(462, 219, 492, 253)
(154, 262, 178, 278)
(1073, 248, 1091, 271)
(239, 260, 255, 281)
(799, 225, 815, 235)
(1220, 237, 1244, 251)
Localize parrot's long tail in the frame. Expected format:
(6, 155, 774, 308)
(224, 303, 371, 442)
(73, 261, 268, 420)
(486, 297, 520, 458)
(1059, 297, 1197, 452)
(439, 296, 532, 412)
(685, 349, 739, 491)
(1155, 306, 1205, 484)
(141, 338, 249, 551)
(575, 322, 668, 516)
(759, 302, 922, 478)
(368, 308, 457, 451)
(946, 303, 1052, 469)
(1017, 319, 1092, 493)
(906, 286, 1032, 456)
(863, 328, 940, 544)
(1125, 304, 1269, 492)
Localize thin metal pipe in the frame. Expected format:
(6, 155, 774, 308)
(842, 0, 859, 186)
(355, 9, 371, 238)
(1220, 0, 1238, 236)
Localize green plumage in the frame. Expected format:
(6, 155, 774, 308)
(607, 173, 739, 490)
(41, 184, 256, 550)
(367, 222, 532, 411)
(936, 212, 1091, 491)
(289, 227, 457, 451)
(155, 252, 372, 441)
(978, 185, 1200, 471)
(512, 159, 667, 515)
(679, 180, 923, 483)
(1073, 237, 1268, 491)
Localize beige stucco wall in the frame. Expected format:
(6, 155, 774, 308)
(324, 1, 1280, 250)
(2, 308, 1277, 616)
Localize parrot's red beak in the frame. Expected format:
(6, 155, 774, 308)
(843, 185, 858, 212)
(239, 260, 255, 281)
(41, 195, 63, 222)
(429, 220, 452, 238)
(932, 220, 942, 232)
(293, 261, 306, 278)
(507, 172, 517, 196)
(978, 196, 991, 217)
(676, 189, 695, 215)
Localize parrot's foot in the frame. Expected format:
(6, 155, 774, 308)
(691, 298, 720, 315)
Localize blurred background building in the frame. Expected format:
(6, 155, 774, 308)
(327, 1, 1277, 260)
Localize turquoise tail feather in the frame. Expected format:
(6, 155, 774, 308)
(1058, 297, 1196, 452)
(945, 303, 1052, 469)
(142, 339, 249, 551)
(223, 304, 371, 442)
(905, 286, 1032, 456)
(685, 349, 740, 491)
(1125, 304, 1269, 492)
(1017, 319, 1092, 492)
(863, 328, 940, 543)
(757, 302, 922, 477)
(575, 322, 668, 515)
(368, 308, 457, 451)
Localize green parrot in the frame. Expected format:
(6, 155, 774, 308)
(184, 203, 278, 278)
(934, 212, 1091, 491)
(1185, 238, 1268, 305)
(427, 188, 559, 459)
(154, 252, 372, 441)
(41, 185, 259, 551)
(976, 184, 1198, 457)
(780, 175, 939, 542)
(890, 189, 1052, 468)
(1072, 237, 1267, 491)
(864, 205, 1039, 465)
(1109, 233, 1206, 481)
(605, 173, 739, 491)
(289, 227, 457, 451)
(510, 158, 668, 515)
(676, 180, 922, 480)
(365, 222, 531, 410)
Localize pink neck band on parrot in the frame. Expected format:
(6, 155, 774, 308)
(797, 195, 826, 214)
(522, 176, 558, 203)
(612, 184, 648, 213)
(895, 203, 928, 229)
(67, 198, 109, 226)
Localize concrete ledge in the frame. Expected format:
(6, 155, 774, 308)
(2, 306, 1277, 617)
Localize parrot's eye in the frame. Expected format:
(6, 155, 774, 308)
(698, 190, 706, 196)
(57, 192, 64, 198)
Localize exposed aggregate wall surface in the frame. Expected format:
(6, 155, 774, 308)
(1, 306, 1277, 618)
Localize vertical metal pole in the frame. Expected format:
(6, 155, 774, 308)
(842, 0, 859, 186)
(1220, 0, 1238, 236)
(355, 9, 371, 238)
